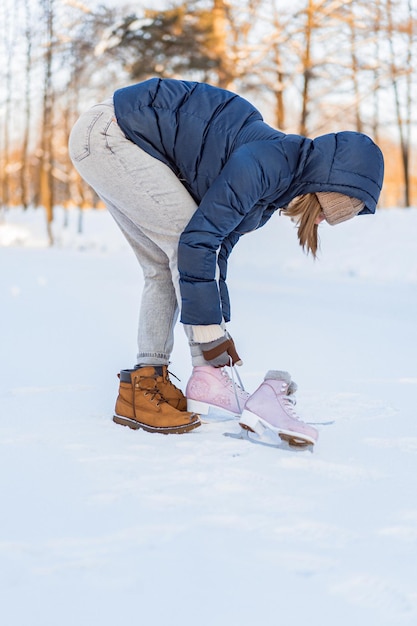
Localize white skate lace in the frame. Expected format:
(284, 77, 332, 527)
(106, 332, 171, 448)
(282, 393, 300, 419)
(225, 357, 247, 414)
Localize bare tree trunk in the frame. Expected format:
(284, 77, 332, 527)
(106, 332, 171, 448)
(300, 0, 314, 136)
(40, 0, 55, 244)
(371, 0, 382, 145)
(348, 8, 363, 133)
(20, 0, 32, 210)
(271, 3, 286, 130)
(387, 0, 412, 207)
(211, 0, 234, 88)
(403, 0, 413, 207)
(1, 0, 17, 215)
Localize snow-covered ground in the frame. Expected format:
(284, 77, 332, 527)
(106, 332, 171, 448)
(1, 206, 416, 626)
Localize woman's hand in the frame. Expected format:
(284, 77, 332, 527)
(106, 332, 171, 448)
(200, 335, 243, 367)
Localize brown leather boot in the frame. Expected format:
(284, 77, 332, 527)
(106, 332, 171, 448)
(113, 366, 201, 434)
(158, 365, 187, 411)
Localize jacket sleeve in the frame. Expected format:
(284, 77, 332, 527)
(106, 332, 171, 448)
(178, 144, 287, 325)
(217, 230, 241, 322)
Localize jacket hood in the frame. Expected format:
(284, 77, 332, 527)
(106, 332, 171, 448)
(292, 131, 384, 214)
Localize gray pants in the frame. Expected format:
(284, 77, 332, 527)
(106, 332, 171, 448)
(68, 100, 208, 366)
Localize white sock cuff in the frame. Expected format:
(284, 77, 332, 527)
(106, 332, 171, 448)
(192, 324, 225, 343)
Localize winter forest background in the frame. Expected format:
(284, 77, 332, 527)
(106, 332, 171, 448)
(1, 0, 417, 242)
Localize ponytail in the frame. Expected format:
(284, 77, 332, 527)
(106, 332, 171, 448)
(282, 193, 322, 258)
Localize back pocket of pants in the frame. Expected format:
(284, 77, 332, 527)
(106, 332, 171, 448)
(69, 110, 103, 162)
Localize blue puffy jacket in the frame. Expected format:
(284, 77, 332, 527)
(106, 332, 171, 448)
(114, 78, 384, 325)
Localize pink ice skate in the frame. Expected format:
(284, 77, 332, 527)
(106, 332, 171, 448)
(239, 371, 318, 447)
(186, 365, 250, 421)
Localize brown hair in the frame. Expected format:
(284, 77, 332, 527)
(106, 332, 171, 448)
(281, 193, 322, 258)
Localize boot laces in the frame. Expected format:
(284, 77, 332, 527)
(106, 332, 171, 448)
(134, 374, 168, 407)
(143, 387, 166, 406)
(165, 368, 181, 391)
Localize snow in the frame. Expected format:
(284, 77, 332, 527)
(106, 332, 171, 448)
(1, 206, 416, 625)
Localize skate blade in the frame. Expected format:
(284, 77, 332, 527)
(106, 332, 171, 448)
(239, 408, 316, 447)
(240, 423, 312, 448)
(113, 414, 201, 434)
(277, 432, 311, 448)
(224, 428, 285, 449)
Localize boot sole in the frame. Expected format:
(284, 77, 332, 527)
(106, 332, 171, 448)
(113, 413, 201, 434)
(239, 410, 316, 447)
(187, 398, 239, 422)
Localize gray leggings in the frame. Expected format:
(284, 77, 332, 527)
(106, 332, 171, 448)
(68, 100, 209, 366)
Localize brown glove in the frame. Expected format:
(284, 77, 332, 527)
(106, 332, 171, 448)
(201, 335, 243, 367)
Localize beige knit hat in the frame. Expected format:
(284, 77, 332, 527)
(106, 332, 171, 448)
(316, 192, 364, 225)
